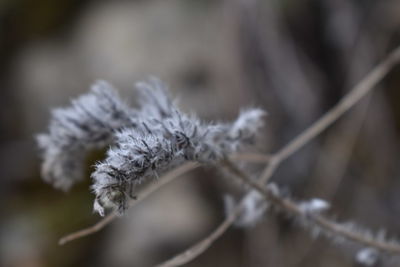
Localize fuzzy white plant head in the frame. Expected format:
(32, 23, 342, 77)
(38, 77, 266, 215)
(37, 81, 135, 191)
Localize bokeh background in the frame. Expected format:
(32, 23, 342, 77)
(2, 0, 400, 266)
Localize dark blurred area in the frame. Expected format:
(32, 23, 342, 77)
(2, 0, 400, 266)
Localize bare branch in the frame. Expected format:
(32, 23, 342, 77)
(155, 206, 242, 267)
(58, 153, 269, 245)
(225, 160, 400, 254)
(59, 212, 116, 245)
(59, 162, 201, 245)
(230, 152, 271, 163)
(260, 46, 400, 183)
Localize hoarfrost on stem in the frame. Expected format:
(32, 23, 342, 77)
(37, 77, 266, 215)
(37, 81, 135, 191)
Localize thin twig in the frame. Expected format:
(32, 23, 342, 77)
(155, 157, 272, 267)
(58, 153, 269, 245)
(59, 212, 116, 245)
(59, 162, 201, 245)
(260, 45, 400, 183)
(156, 205, 242, 267)
(224, 160, 400, 253)
(230, 152, 271, 163)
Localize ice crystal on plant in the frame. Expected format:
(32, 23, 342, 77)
(356, 248, 379, 266)
(38, 77, 266, 215)
(236, 190, 269, 227)
(37, 81, 135, 191)
(224, 184, 280, 227)
(298, 198, 330, 214)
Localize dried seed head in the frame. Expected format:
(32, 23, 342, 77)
(37, 80, 134, 191)
(38, 77, 266, 215)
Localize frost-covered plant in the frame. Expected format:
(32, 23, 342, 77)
(38, 47, 400, 267)
(37, 77, 266, 215)
(38, 51, 400, 267)
(37, 81, 135, 191)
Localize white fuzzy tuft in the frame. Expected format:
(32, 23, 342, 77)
(356, 248, 379, 266)
(38, 77, 267, 215)
(37, 80, 134, 191)
(299, 198, 330, 214)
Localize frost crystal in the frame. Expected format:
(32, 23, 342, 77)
(236, 190, 269, 227)
(298, 198, 330, 214)
(224, 184, 278, 227)
(356, 248, 379, 266)
(38, 77, 266, 215)
(37, 81, 135, 191)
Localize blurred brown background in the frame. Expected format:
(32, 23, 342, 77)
(1, 0, 400, 266)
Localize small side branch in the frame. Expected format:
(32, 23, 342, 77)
(58, 154, 269, 245)
(59, 213, 116, 245)
(260, 46, 400, 183)
(155, 206, 242, 267)
(224, 160, 400, 254)
(59, 162, 201, 245)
